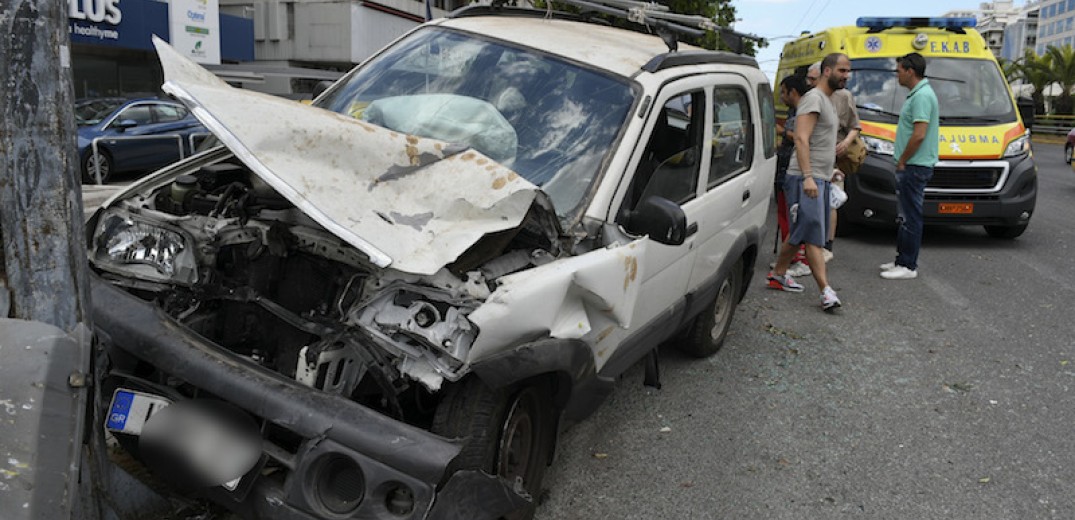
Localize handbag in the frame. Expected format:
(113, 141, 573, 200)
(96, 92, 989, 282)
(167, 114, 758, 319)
(830, 182, 848, 209)
(837, 135, 866, 174)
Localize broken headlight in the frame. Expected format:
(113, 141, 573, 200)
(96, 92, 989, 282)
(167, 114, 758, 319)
(91, 210, 198, 285)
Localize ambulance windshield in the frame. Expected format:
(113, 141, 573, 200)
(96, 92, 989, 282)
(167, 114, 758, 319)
(848, 57, 1016, 126)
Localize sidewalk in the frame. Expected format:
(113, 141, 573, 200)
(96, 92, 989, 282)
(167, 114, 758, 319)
(81, 184, 125, 219)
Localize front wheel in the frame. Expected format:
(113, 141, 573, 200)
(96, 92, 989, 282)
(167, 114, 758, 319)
(1065, 145, 1073, 164)
(82, 150, 113, 184)
(679, 259, 742, 358)
(432, 378, 555, 520)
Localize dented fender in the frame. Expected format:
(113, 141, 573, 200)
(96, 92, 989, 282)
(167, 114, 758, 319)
(467, 239, 646, 370)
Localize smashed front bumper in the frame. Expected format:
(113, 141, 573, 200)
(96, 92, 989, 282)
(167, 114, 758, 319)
(89, 274, 527, 519)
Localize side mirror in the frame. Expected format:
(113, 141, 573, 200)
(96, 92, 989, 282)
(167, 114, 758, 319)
(114, 119, 139, 131)
(624, 196, 687, 246)
(1016, 96, 1035, 129)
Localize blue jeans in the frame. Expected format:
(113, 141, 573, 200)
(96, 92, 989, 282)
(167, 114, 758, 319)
(895, 164, 933, 270)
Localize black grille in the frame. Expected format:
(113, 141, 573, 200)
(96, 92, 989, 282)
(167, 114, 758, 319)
(927, 167, 1003, 190)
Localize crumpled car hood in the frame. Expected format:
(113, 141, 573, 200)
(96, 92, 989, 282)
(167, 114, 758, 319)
(153, 37, 542, 276)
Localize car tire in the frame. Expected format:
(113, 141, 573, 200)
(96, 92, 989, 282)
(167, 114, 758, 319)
(431, 377, 555, 520)
(82, 149, 113, 184)
(679, 259, 742, 358)
(1066, 145, 1073, 164)
(984, 223, 1028, 239)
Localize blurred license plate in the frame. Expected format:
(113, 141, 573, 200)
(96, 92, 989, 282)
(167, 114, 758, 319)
(106, 389, 171, 436)
(938, 203, 973, 214)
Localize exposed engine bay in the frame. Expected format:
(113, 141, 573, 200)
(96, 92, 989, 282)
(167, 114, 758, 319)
(89, 156, 563, 424)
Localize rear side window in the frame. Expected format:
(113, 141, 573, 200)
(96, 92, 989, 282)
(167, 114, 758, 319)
(758, 83, 776, 158)
(153, 104, 187, 122)
(708, 87, 753, 188)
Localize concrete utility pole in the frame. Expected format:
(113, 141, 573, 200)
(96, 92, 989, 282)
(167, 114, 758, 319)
(0, 0, 90, 327)
(1, 0, 94, 518)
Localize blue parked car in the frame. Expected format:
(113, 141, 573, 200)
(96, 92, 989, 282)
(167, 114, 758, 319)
(76, 97, 207, 183)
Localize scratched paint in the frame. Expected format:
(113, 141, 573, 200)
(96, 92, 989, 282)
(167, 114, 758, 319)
(468, 239, 647, 368)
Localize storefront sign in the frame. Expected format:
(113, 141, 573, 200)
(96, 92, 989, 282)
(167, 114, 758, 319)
(169, 0, 221, 64)
(68, 0, 167, 49)
(68, 0, 122, 24)
(68, 0, 249, 61)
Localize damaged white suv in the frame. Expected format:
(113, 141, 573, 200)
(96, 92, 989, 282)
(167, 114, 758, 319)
(86, 5, 775, 519)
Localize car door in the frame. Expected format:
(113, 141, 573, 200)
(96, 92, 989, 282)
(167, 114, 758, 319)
(147, 103, 197, 165)
(102, 103, 160, 170)
(686, 76, 766, 294)
(605, 79, 711, 367)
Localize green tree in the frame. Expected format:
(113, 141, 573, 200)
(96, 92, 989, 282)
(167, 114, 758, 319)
(1043, 44, 1075, 115)
(998, 57, 1020, 84)
(1015, 49, 1051, 115)
(666, 0, 757, 55)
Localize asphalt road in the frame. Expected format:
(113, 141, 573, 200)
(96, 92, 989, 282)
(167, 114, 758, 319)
(536, 143, 1075, 519)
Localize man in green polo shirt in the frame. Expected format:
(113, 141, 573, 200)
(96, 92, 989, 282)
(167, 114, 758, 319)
(881, 52, 939, 280)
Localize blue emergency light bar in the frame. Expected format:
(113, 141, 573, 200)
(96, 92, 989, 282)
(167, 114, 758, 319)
(856, 17, 977, 29)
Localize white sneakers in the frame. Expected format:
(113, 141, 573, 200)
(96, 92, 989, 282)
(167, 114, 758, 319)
(880, 264, 918, 280)
(787, 261, 812, 277)
(879, 262, 896, 271)
(820, 286, 841, 311)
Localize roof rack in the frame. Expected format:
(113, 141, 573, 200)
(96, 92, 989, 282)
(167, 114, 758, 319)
(449, 1, 762, 53)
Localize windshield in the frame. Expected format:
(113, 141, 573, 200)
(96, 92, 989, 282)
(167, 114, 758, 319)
(317, 27, 636, 220)
(75, 99, 125, 126)
(849, 57, 1016, 126)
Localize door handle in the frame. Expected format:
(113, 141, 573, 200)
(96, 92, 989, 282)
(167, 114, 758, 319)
(686, 222, 698, 237)
(742, 190, 751, 201)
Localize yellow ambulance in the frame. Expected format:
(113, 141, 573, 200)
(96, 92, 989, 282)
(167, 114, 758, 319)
(776, 17, 1036, 238)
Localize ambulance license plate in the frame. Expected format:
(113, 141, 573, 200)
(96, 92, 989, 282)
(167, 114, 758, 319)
(106, 389, 171, 436)
(938, 203, 973, 214)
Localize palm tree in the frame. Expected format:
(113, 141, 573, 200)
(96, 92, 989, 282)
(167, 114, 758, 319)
(998, 56, 1020, 84)
(1043, 44, 1075, 115)
(1017, 49, 1052, 115)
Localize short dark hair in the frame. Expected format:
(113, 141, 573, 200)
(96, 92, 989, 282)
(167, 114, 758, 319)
(780, 74, 810, 97)
(898, 52, 927, 78)
(820, 53, 846, 75)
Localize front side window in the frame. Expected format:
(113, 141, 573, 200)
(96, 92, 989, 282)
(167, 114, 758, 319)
(625, 91, 705, 207)
(850, 57, 1016, 126)
(709, 87, 753, 188)
(112, 105, 153, 127)
(317, 27, 637, 222)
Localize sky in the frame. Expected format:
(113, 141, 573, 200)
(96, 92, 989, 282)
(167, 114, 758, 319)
(731, 0, 1029, 82)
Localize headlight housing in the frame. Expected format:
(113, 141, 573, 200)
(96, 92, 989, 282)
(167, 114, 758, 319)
(862, 135, 895, 156)
(90, 210, 198, 284)
(1003, 135, 1030, 157)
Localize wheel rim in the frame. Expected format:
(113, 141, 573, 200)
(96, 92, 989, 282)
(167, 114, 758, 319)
(709, 278, 734, 340)
(498, 391, 538, 486)
(86, 154, 110, 182)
